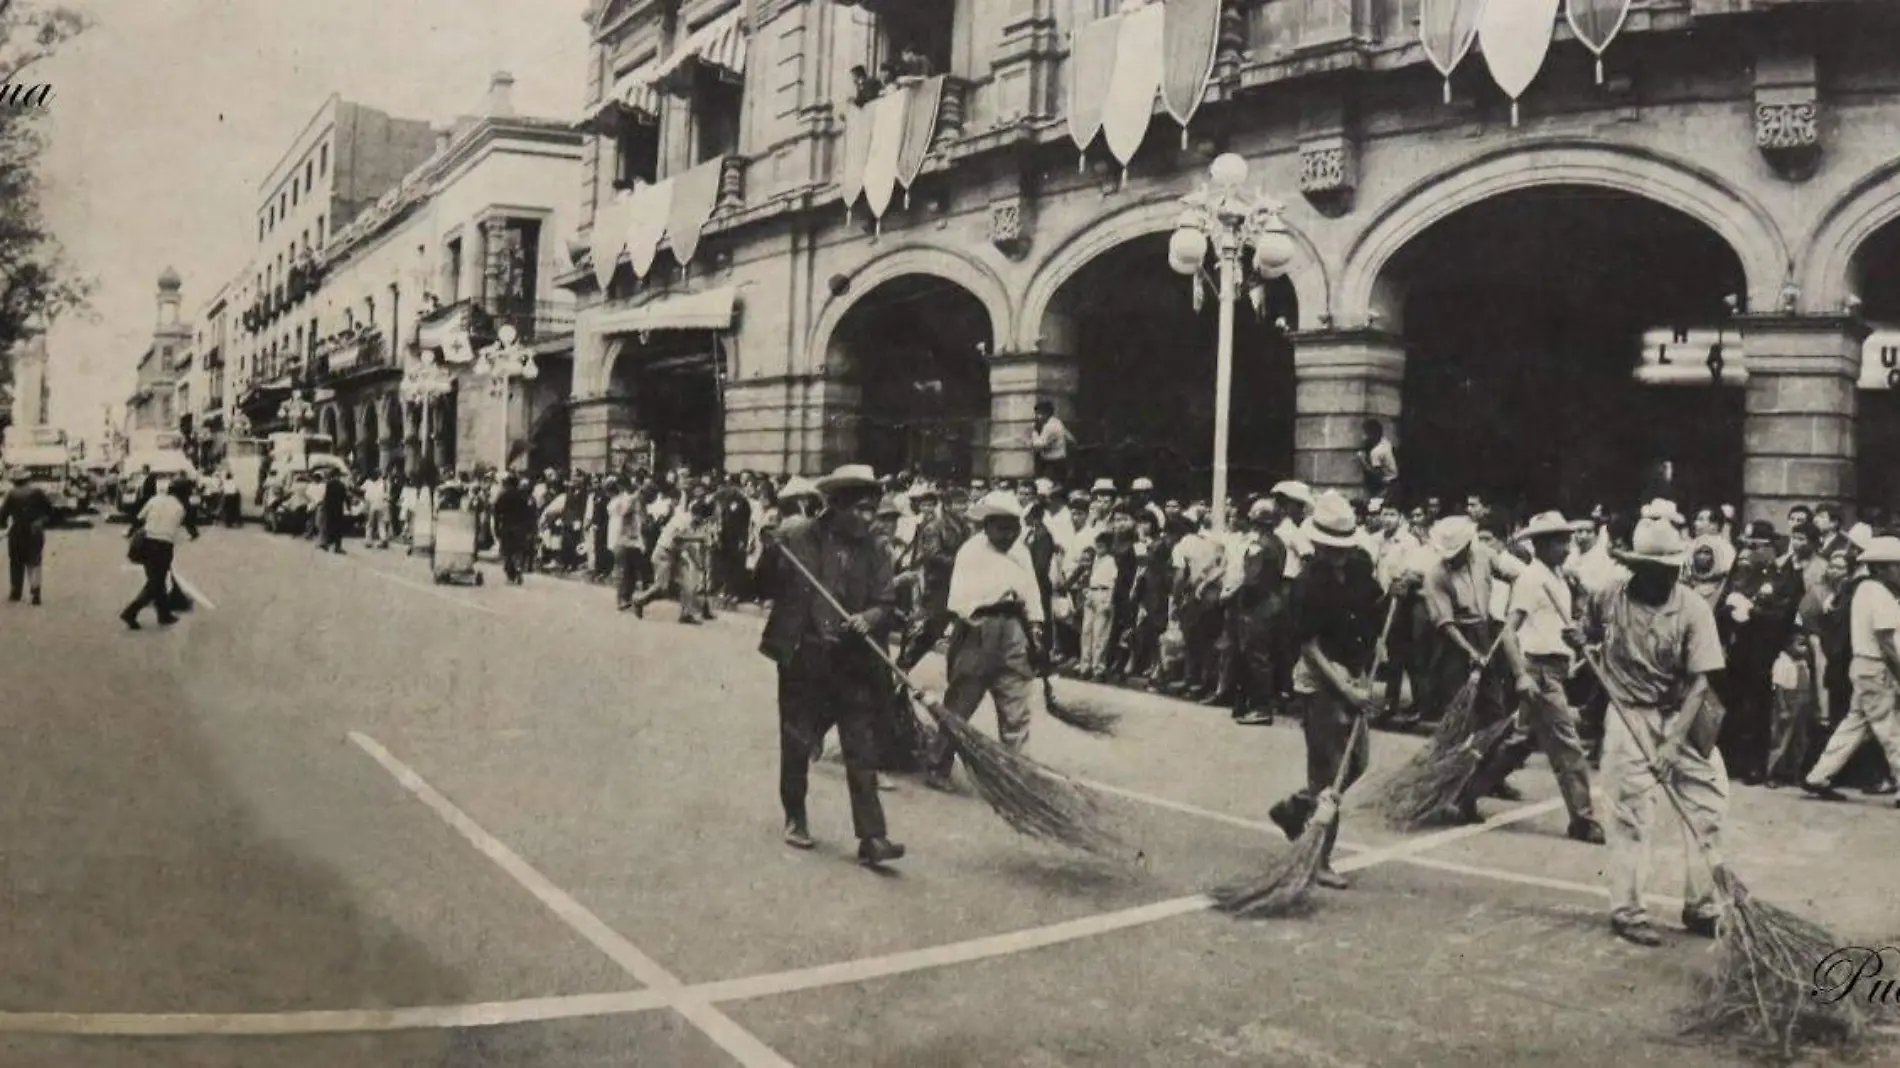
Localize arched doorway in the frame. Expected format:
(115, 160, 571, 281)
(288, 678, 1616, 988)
(1382, 187, 1747, 513)
(1043, 233, 1297, 499)
(1852, 220, 1900, 515)
(358, 401, 380, 475)
(829, 275, 992, 479)
(606, 335, 725, 475)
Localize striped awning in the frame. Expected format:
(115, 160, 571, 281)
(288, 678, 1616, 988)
(592, 286, 738, 337)
(578, 63, 663, 133)
(652, 7, 747, 94)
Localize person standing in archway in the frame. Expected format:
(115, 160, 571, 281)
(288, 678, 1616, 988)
(1026, 399, 1075, 489)
(1356, 419, 1398, 502)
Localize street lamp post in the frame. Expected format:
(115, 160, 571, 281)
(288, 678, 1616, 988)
(400, 351, 456, 475)
(1168, 153, 1298, 534)
(476, 323, 538, 474)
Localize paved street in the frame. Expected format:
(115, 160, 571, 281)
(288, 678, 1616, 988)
(0, 523, 1895, 1067)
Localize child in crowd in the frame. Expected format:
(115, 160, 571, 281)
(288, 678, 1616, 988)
(1767, 628, 1818, 787)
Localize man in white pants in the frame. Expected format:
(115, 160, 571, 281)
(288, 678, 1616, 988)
(1588, 514, 1728, 947)
(1803, 536, 1900, 807)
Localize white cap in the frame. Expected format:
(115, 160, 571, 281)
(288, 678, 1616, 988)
(1131, 477, 1154, 492)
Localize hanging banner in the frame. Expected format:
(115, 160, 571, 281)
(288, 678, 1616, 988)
(590, 191, 630, 291)
(1419, 0, 1489, 104)
(1160, 0, 1222, 140)
(1102, 1, 1166, 170)
(895, 74, 946, 197)
(1565, 0, 1632, 84)
(666, 156, 723, 269)
(838, 100, 875, 211)
(1067, 13, 1123, 163)
(1477, 0, 1560, 126)
(862, 82, 912, 220)
(625, 177, 675, 279)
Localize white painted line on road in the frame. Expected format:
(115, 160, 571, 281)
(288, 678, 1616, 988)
(349, 732, 795, 1068)
(171, 571, 215, 611)
(0, 990, 670, 1037)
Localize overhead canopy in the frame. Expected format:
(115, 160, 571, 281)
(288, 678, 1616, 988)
(578, 62, 663, 133)
(652, 7, 747, 94)
(593, 286, 738, 337)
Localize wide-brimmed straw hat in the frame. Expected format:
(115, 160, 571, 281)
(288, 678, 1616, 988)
(1860, 536, 1900, 564)
(969, 490, 1025, 523)
(778, 476, 820, 502)
(1130, 477, 1155, 492)
(1306, 491, 1361, 548)
(815, 464, 879, 496)
(1515, 510, 1590, 542)
(1270, 480, 1313, 506)
(1429, 516, 1477, 557)
(1847, 522, 1874, 551)
(1615, 516, 1690, 567)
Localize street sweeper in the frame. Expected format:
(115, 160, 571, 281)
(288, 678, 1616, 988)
(757, 464, 907, 868)
(1586, 512, 1728, 946)
(925, 490, 1045, 792)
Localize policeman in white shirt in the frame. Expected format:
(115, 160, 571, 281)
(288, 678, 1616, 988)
(925, 491, 1045, 792)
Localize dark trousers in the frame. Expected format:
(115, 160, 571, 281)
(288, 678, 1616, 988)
(1281, 689, 1368, 868)
(499, 532, 530, 582)
(614, 545, 646, 605)
(8, 529, 43, 596)
(1233, 606, 1282, 713)
(221, 494, 242, 526)
(1715, 660, 1773, 779)
(123, 541, 176, 621)
(778, 642, 888, 840)
(1465, 657, 1597, 822)
(897, 606, 953, 671)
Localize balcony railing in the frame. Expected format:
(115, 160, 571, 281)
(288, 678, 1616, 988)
(312, 327, 390, 383)
(420, 296, 577, 348)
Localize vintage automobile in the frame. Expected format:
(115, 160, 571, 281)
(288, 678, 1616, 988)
(261, 457, 364, 536)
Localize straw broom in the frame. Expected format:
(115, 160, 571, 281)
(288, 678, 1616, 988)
(1370, 627, 1513, 829)
(1581, 648, 1875, 1060)
(773, 543, 1122, 855)
(1208, 708, 1369, 918)
(1208, 599, 1397, 918)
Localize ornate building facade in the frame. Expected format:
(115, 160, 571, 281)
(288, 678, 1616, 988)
(562, 0, 1900, 521)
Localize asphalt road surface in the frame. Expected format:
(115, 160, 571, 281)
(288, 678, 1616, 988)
(0, 523, 1895, 1067)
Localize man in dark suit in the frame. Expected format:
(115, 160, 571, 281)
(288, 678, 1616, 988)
(757, 464, 905, 868)
(1231, 499, 1291, 725)
(318, 469, 349, 554)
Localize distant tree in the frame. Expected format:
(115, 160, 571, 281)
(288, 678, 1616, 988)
(0, 0, 93, 356)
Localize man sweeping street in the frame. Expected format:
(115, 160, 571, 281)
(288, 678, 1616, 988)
(1267, 491, 1383, 890)
(924, 490, 1045, 793)
(1586, 514, 1728, 946)
(757, 464, 905, 867)
(1454, 512, 1606, 841)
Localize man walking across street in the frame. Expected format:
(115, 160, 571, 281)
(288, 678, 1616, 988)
(1802, 536, 1900, 807)
(122, 479, 198, 631)
(493, 475, 537, 585)
(757, 464, 905, 868)
(924, 491, 1045, 792)
(1587, 514, 1728, 946)
(0, 470, 55, 605)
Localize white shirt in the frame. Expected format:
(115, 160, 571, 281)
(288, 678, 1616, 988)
(1220, 529, 1254, 594)
(1277, 517, 1312, 579)
(137, 494, 190, 543)
(947, 536, 1045, 623)
(1509, 559, 1574, 660)
(1374, 528, 1427, 591)
(1086, 553, 1119, 595)
(220, 476, 239, 494)
(362, 479, 387, 509)
(1029, 416, 1072, 461)
(1850, 579, 1900, 660)
(607, 493, 636, 548)
(1366, 438, 1398, 483)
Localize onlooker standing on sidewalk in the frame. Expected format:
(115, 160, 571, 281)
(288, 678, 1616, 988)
(609, 479, 644, 608)
(122, 479, 198, 630)
(493, 475, 537, 586)
(317, 469, 348, 554)
(0, 470, 54, 605)
(361, 471, 390, 549)
(219, 468, 242, 528)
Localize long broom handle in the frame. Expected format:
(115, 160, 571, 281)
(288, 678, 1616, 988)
(1579, 645, 1720, 862)
(772, 539, 929, 700)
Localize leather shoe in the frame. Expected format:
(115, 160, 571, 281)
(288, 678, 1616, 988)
(858, 837, 905, 867)
(1612, 917, 1664, 947)
(1487, 781, 1524, 802)
(1801, 781, 1849, 802)
(1680, 909, 1718, 939)
(1314, 868, 1349, 891)
(1566, 818, 1607, 845)
(783, 819, 815, 850)
(1199, 691, 1232, 707)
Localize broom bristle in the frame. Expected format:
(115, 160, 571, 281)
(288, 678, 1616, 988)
(1679, 865, 1877, 1059)
(1428, 674, 1481, 749)
(918, 695, 1123, 855)
(1373, 717, 1514, 829)
(1043, 681, 1121, 736)
(1208, 800, 1337, 919)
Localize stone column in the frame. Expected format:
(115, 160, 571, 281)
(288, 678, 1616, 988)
(987, 349, 1079, 481)
(1740, 314, 1866, 525)
(1289, 329, 1405, 500)
(568, 396, 637, 474)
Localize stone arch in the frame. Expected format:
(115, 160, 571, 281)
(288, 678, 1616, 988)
(318, 404, 340, 440)
(806, 243, 1013, 373)
(1798, 160, 1900, 315)
(1338, 137, 1790, 327)
(1017, 193, 1330, 352)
